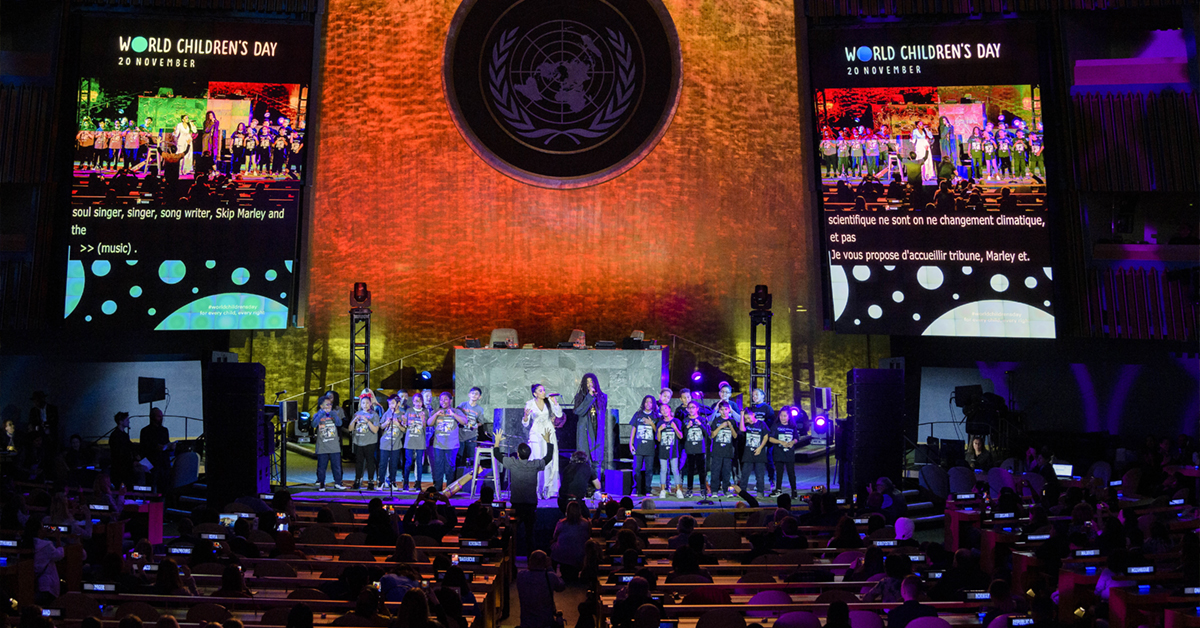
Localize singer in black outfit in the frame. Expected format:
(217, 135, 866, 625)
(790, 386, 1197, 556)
(572, 373, 606, 471)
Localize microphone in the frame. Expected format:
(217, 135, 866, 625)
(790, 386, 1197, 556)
(275, 390, 288, 396)
(548, 393, 561, 397)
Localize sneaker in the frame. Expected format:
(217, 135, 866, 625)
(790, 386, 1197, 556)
(331, 483, 347, 491)
(380, 483, 390, 491)
(352, 483, 360, 490)
(318, 485, 326, 492)
(658, 489, 667, 499)
(675, 488, 685, 499)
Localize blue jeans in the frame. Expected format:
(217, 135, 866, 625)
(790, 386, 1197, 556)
(404, 449, 424, 489)
(379, 448, 402, 485)
(316, 452, 343, 487)
(430, 448, 457, 490)
(456, 440, 477, 478)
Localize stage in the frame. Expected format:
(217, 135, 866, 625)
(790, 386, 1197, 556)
(277, 448, 841, 509)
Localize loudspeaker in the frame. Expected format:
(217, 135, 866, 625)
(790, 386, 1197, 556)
(203, 362, 271, 507)
(814, 387, 834, 411)
(603, 469, 632, 495)
(280, 400, 298, 423)
(841, 369, 904, 495)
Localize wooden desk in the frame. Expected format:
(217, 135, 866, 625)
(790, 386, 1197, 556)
(945, 509, 981, 552)
(1109, 588, 1200, 628)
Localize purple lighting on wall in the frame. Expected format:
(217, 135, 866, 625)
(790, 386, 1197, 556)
(1070, 363, 1102, 433)
(1104, 365, 1143, 434)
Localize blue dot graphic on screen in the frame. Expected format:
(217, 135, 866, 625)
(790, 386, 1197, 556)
(192, 287, 199, 294)
(91, 260, 111, 276)
(148, 308, 156, 316)
(130, 286, 142, 298)
(85, 315, 92, 322)
(206, 260, 216, 269)
(857, 46, 872, 62)
(280, 292, 287, 299)
(265, 270, 278, 281)
(159, 260, 186, 284)
(101, 300, 117, 315)
(131, 37, 148, 53)
(231, 268, 251, 285)
(126, 260, 137, 266)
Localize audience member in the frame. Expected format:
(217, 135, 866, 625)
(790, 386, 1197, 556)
(888, 575, 939, 628)
(516, 550, 565, 628)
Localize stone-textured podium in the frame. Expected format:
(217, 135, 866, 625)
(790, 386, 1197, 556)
(454, 347, 669, 470)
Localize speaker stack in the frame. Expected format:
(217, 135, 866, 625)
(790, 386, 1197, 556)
(203, 362, 272, 507)
(837, 369, 904, 496)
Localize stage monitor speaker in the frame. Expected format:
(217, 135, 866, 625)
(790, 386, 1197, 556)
(603, 469, 632, 496)
(842, 368, 905, 496)
(203, 362, 271, 507)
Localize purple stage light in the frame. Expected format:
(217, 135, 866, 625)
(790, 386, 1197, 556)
(691, 368, 702, 383)
(813, 415, 829, 435)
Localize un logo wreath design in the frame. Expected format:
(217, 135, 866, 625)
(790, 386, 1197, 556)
(488, 26, 637, 146)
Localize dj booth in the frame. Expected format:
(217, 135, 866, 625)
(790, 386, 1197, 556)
(454, 346, 669, 471)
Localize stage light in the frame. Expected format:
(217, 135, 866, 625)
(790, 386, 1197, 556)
(813, 415, 829, 436)
(750, 284, 772, 311)
(350, 282, 371, 309)
(419, 371, 432, 381)
(691, 368, 702, 383)
(790, 407, 800, 417)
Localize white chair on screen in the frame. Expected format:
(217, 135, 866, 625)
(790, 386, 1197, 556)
(489, 328, 518, 348)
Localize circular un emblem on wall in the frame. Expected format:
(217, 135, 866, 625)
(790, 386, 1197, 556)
(444, 0, 682, 188)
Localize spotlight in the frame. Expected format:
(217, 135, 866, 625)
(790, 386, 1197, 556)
(790, 407, 800, 417)
(691, 368, 703, 383)
(350, 282, 371, 309)
(419, 371, 432, 381)
(813, 415, 829, 436)
(750, 284, 772, 311)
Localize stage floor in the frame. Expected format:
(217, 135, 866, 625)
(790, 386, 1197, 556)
(277, 450, 841, 508)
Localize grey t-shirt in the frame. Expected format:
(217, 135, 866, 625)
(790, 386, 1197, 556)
(403, 411, 427, 450)
(312, 409, 342, 455)
(350, 411, 378, 446)
(379, 410, 404, 451)
(430, 408, 461, 450)
(457, 402, 485, 443)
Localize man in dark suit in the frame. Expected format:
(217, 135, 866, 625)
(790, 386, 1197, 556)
(889, 575, 940, 628)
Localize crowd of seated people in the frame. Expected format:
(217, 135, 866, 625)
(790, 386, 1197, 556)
(4, 427, 1198, 628)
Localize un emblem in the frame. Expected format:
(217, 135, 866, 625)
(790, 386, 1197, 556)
(444, 0, 682, 188)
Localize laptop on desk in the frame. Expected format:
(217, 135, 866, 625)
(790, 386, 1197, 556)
(1052, 463, 1074, 480)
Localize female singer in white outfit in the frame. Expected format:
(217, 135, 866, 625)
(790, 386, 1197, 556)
(912, 120, 935, 182)
(174, 114, 196, 175)
(524, 383, 562, 500)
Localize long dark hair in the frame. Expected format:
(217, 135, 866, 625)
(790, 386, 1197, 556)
(573, 373, 602, 407)
(638, 395, 656, 414)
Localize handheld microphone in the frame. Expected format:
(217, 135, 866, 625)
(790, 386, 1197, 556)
(548, 393, 561, 397)
(275, 390, 288, 396)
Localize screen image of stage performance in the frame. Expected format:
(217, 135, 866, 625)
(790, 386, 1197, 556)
(63, 16, 313, 331)
(810, 22, 1056, 339)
